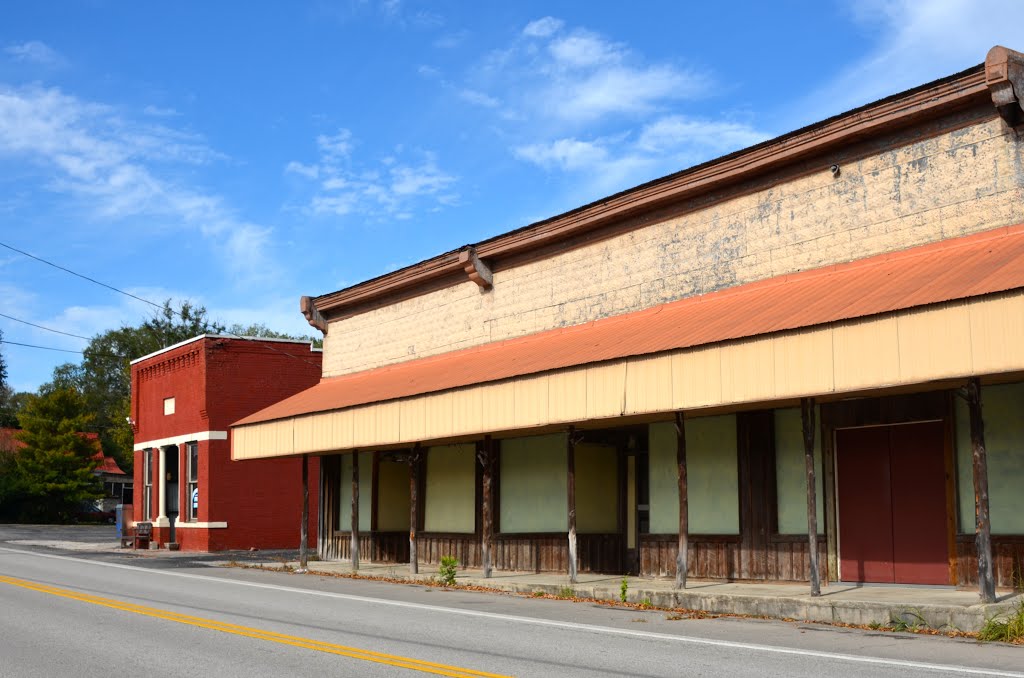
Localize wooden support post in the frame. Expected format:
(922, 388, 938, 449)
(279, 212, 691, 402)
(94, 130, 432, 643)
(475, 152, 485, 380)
(409, 445, 421, 575)
(567, 427, 578, 584)
(674, 412, 689, 590)
(351, 451, 360, 571)
(478, 436, 494, 579)
(299, 454, 309, 571)
(801, 397, 821, 597)
(967, 378, 996, 603)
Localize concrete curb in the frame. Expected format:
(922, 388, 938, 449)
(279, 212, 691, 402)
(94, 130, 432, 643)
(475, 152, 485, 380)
(272, 562, 1019, 633)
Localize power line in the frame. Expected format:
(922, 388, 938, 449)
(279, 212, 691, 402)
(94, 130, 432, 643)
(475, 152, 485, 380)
(1, 339, 89, 354)
(0, 312, 91, 340)
(0, 241, 162, 311)
(2, 241, 323, 368)
(0, 340, 121, 359)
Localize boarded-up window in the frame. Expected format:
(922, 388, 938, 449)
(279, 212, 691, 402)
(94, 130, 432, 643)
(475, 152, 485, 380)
(774, 407, 824, 534)
(575, 443, 618, 534)
(647, 416, 739, 535)
(425, 444, 475, 533)
(376, 457, 410, 532)
(338, 452, 372, 532)
(955, 382, 1024, 535)
(500, 434, 567, 533)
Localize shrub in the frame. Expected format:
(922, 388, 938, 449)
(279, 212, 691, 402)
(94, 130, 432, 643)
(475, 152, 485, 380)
(620, 577, 628, 603)
(438, 555, 458, 586)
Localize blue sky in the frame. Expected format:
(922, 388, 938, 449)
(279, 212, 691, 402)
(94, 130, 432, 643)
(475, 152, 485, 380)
(1, 0, 1023, 392)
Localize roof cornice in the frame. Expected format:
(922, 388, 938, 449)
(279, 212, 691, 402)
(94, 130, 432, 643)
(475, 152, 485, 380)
(314, 61, 993, 317)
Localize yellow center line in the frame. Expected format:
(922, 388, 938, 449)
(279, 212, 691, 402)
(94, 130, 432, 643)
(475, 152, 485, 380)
(0, 574, 513, 678)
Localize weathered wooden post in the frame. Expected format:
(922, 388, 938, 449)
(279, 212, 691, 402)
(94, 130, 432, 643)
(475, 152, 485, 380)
(967, 378, 996, 603)
(350, 451, 360, 571)
(409, 444, 422, 575)
(801, 397, 821, 597)
(567, 427, 578, 584)
(674, 412, 689, 590)
(298, 454, 309, 571)
(478, 436, 494, 578)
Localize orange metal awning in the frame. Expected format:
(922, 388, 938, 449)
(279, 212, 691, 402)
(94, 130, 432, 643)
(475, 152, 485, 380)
(236, 224, 1024, 428)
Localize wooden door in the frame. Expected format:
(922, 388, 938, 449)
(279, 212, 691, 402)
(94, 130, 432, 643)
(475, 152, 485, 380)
(836, 422, 949, 585)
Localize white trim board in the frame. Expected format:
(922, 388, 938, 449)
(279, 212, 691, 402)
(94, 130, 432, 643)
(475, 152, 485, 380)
(133, 431, 228, 451)
(175, 522, 228, 529)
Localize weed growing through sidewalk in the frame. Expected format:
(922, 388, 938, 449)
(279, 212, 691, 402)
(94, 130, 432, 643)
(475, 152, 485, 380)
(557, 586, 574, 599)
(639, 597, 653, 609)
(978, 602, 1024, 644)
(532, 590, 545, 597)
(620, 577, 628, 603)
(438, 555, 458, 586)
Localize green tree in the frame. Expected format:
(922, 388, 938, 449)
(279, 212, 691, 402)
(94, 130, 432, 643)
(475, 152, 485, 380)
(226, 322, 321, 347)
(49, 300, 224, 469)
(14, 386, 102, 523)
(0, 328, 13, 427)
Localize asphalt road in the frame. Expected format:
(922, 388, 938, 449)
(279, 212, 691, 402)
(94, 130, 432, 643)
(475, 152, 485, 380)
(0, 539, 1022, 677)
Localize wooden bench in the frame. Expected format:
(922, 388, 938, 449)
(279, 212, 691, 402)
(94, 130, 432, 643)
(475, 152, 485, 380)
(121, 521, 152, 549)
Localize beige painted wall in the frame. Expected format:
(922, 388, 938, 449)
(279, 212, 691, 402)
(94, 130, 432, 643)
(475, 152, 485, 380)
(323, 117, 1024, 378)
(424, 444, 476, 533)
(955, 381, 1024, 535)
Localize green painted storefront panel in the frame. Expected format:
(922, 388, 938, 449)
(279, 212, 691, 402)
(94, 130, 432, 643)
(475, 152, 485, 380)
(955, 382, 1024, 535)
(425, 444, 476, 533)
(774, 407, 825, 534)
(500, 434, 567, 533)
(648, 415, 739, 535)
(338, 451, 372, 532)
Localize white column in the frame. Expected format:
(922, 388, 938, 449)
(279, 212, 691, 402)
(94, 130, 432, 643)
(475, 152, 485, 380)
(155, 446, 169, 527)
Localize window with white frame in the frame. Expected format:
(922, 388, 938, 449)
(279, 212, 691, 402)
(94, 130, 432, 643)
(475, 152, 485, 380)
(143, 448, 153, 521)
(186, 442, 199, 522)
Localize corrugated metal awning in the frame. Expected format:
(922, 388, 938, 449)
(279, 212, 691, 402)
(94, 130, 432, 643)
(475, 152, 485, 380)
(236, 224, 1024, 430)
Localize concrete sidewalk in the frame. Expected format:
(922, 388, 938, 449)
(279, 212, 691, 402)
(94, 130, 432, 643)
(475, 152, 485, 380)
(266, 559, 1022, 633)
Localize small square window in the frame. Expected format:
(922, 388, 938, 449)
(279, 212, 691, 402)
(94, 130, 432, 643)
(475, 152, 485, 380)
(163, 397, 175, 415)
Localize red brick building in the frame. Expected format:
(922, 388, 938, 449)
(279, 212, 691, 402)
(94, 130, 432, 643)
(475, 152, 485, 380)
(130, 335, 321, 551)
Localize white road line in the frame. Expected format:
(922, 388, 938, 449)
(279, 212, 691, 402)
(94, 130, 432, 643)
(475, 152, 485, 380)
(1, 546, 1020, 678)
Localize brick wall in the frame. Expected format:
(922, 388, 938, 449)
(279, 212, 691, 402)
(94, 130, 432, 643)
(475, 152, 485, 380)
(131, 337, 323, 550)
(323, 114, 1024, 378)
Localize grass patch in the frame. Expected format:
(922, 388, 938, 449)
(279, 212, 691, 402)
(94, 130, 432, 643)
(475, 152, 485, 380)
(556, 586, 575, 599)
(978, 602, 1024, 644)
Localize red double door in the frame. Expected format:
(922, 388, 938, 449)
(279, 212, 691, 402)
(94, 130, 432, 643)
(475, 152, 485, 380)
(836, 422, 950, 585)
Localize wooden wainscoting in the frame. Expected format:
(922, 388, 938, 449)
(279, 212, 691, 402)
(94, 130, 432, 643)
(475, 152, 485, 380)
(955, 535, 1024, 589)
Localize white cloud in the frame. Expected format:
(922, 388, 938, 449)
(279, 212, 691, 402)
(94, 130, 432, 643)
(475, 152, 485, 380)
(285, 160, 319, 179)
(522, 17, 564, 38)
(458, 88, 499, 108)
(434, 30, 469, 49)
(389, 157, 455, 196)
(463, 20, 712, 125)
(0, 84, 279, 285)
(548, 30, 623, 68)
(514, 138, 609, 171)
(143, 104, 180, 117)
(805, 0, 1024, 120)
(635, 116, 768, 154)
(417, 64, 441, 78)
(550, 65, 708, 122)
(289, 131, 458, 220)
(316, 128, 354, 159)
(514, 114, 768, 199)
(4, 41, 63, 66)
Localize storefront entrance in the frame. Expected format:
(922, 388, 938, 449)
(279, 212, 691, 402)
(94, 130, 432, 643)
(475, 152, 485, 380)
(836, 421, 949, 585)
